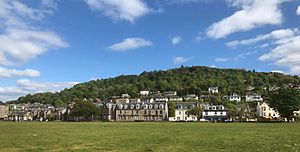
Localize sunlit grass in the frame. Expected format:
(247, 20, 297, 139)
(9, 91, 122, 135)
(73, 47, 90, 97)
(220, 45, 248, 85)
(0, 122, 299, 152)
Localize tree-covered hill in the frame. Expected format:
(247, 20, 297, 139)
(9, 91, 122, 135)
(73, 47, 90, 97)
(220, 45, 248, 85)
(14, 66, 300, 106)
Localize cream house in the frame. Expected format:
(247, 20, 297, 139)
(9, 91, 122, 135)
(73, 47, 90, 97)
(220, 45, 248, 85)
(257, 102, 280, 118)
(169, 102, 197, 122)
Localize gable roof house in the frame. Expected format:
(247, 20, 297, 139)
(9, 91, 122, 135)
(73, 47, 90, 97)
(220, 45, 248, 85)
(257, 102, 280, 119)
(229, 93, 241, 102)
(169, 102, 198, 122)
(208, 87, 219, 94)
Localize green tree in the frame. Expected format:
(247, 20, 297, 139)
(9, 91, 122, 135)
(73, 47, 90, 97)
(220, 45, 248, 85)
(270, 88, 300, 122)
(168, 102, 176, 117)
(186, 106, 203, 121)
(71, 100, 100, 121)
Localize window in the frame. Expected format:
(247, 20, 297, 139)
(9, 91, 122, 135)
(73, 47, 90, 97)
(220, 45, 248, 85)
(215, 112, 217, 115)
(205, 112, 208, 115)
(160, 111, 163, 114)
(179, 111, 181, 114)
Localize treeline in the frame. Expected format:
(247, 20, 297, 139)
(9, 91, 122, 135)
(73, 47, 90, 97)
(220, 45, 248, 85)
(11, 66, 300, 106)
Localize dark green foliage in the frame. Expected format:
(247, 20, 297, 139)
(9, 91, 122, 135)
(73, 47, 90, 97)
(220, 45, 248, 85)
(13, 66, 300, 106)
(269, 88, 300, 121)
(186, 106, 203, 120)
(168, 102, 176, 117)
(71, 100, 100, 121)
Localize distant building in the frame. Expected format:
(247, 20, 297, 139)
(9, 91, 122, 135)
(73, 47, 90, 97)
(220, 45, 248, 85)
(184, 94, 199, 101)
(121, 94, 130, 98)
(130, 98, 141, 103)
(229, 93, 241, 102)
(168, 96, 183, 102)
(202, 105, 228, 122)
(163, 91, 177, 97)
(115, 102, 168, 121)
(140, 91, 150, 96)
(169, 102, 197, 122)
(0, 105, 9, 120)
(257, 102, 280, 119)
(154, 97, 169, 102)
(102, 102, 117, 121)
(245, 93, 263, 102)
(208, 87, 218, 94)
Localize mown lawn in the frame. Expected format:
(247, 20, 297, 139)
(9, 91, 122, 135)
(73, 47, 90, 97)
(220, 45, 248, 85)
(0, 122, 299, 152)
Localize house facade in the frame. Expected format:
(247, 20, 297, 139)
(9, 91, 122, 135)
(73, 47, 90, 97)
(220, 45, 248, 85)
(0, 105, 9, 119)
(184, 94, 198, 101)
(115, 102, 168, 121)
(169, 102, 197, 122)
(246, 93, 263, 102)
(257, 102, 280, 119)
(229, 93, 241, 102)
(208, 87, 218, 94)
(202, 105, 228, 122)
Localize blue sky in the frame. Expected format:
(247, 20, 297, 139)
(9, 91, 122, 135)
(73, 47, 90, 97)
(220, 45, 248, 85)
(0, 0, 300, 101)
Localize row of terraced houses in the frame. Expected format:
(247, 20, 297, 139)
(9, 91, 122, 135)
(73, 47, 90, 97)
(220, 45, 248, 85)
(1, 87, 300, 122)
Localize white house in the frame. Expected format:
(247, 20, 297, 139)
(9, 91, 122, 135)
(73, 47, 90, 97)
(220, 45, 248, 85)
(121, 94, 130, 98)
(184, 94, 199, 101)
(246, 93, 263, 102)
(163, 91, 177, 97)
(202, 105, 228, 122)
(257, 102, 280, 119)
(169, 96, 183, 102)
(130, 98, 141, 103)
(140, 91, 149, 96)
(169, 102, 197, 122)
(154, 97, 169, 102)
(208, 87, 218, 94)
(229, 93, 241, 102)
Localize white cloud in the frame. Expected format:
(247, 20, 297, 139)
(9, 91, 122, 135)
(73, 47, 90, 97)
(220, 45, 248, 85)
(215, 57, 230, 62)
(271, 70, 284, 74)
(0, 0, 68, 66)
(226, 28, 299, 47)
(173, 56, 194, 65)
(207, 0, 284, 39)
(109, 37, 152, 51)
(0, 79, 79, 101)
(297, 5, 300, 15)
(259, 35, 300, 75)
(171, 36, 182, 45)
(85, 0, 152, 23)
(0, 67, 40, 78)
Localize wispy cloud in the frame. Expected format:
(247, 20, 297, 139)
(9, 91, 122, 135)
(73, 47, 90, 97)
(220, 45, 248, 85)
(206, 0, 285, 39)
(109, 37, 152, 52)
(84, 0, 153, 23)
(171, 36, 182, 45)
(297, 5, 300, 15)
(0, 0, 68, 66)
(0, 67, 40, 78)
(0, 79, 79, 101)
(226, 28, 299, 47)
(173, 56, 194, 65)
(214, 57, 230, 62)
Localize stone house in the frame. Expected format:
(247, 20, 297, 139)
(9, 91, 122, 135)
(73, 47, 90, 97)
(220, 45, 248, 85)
(115, 102, 168, 121)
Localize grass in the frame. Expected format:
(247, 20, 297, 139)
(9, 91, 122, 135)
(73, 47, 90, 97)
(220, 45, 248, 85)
(0, 122, 300, 152)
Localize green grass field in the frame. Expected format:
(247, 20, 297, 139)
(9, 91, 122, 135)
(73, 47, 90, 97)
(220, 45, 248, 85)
(0, 122, 300, 152)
